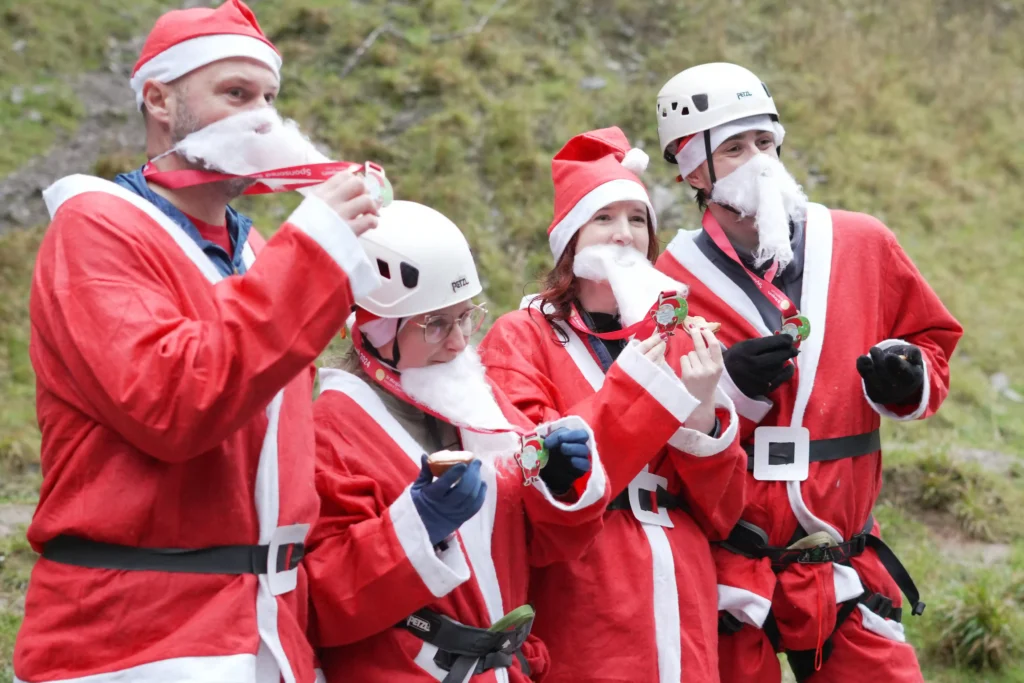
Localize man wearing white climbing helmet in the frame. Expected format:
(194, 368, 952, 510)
(306, 200, 610, 683)
(655, 63, 964, 683)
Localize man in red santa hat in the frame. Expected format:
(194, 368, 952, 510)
(14, 2, 383, 682)
(653, 62, 964, 682)
(480, 127, 748, 682)
(306, 200, 609, 682)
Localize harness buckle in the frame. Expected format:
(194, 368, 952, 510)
(796, 543, 835, 564)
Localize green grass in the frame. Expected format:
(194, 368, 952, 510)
(0, 529, 34, 683)
(0, 0, 168, 175)
(2, 0, 1024, 679)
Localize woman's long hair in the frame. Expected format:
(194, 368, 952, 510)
(535, 222, 659, 343)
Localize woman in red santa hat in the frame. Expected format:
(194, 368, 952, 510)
(306, 200, 613, 683)
(478, 127, 749, 683)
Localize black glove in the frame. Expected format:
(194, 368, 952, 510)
(856, 344, 924, 406)
(723, 335, 799, 399)
(539, 428, 592, 495)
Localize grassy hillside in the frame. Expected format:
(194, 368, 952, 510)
(2, 0, 1023, 681)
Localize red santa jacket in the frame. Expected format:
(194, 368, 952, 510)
(479, 308, 748, 683)
(307, 367, 610, 683)
(656, 203, 963, 650)
(15, 174, 378, 683)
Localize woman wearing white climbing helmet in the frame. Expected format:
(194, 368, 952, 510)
(305, 200, 612, 683)
(480, 126, 748, 683)
(654, 63, 963, 683)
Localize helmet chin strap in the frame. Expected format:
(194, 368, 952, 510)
(703, 129, 742, 216)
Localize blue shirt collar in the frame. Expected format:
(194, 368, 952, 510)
(114, 167, 254, 277)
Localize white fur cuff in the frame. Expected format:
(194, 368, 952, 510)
(720, 366, 773, 423)
(390, 488, 471, 597)
(861, 338, 930, 421)
(616, 341, 701, 424)
(286, 195, 381, 299)
(668, 387, 739, 457)
(532, 416, 607, 511)
(718, 584, 772, 628)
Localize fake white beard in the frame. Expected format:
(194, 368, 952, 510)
(401, 347, 521, 462)
(710, 154, 808, 271)
(572, 244, 688, 327)
(401, 347, 515, 432)
(167, 108, 331, 189)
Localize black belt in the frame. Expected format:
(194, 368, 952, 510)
(41, 535, 304, 575)
(607, 487, 685, 513)
(399, 609, 533, 683)
(744, 430, 881, 470)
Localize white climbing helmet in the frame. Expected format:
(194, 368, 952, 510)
(357, 200, 482, 319)
(656, 62, 780, 163)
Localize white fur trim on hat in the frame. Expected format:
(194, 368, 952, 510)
(548, 178, 656, 261)
(675, 115, 786, 179)
(131, 34, 282, 109)
(621, 148, 650, 175)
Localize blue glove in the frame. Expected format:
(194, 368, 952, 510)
(539, 428, 592, 495)
(410, 455, 488, 546)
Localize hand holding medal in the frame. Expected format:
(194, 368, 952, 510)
(515, 433, 549, 487)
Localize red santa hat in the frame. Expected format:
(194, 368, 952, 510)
(130, 0, 281, 110)
(547, 127, 656, 261)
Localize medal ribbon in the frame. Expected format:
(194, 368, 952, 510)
(350, 330, 529, 437)
(565, 304, 657, 341)
(701, 210, 796, 317)
(143, 160, 374, 195)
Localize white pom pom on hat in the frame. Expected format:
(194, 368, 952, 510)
(620, 147, 650, 175)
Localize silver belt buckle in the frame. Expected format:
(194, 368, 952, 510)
(267, 523, 310, 596)
(628, 466, 674, 528)
(752, 426, 811, 482)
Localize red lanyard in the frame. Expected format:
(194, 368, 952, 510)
(143, 160, 375, 195)
(351, 331, 528, 436)
(702, 210, 797, 317)
(565, 304, 656, 340)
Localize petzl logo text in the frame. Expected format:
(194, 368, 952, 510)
(451, 277, 469, 292)
(407, 615, 431, 632)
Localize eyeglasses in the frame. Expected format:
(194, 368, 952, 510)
(414, 305, 488, 344)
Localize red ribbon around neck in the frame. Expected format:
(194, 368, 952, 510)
(701, 210, 796, 317)
(143, 160, 372, 195)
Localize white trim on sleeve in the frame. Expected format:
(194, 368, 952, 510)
(719, 365, 774, 423)
(717, 584, 772, 628)
(861, 338, 931, 422)
(531, 415, 608, 511)
(390, 488, 471, 598)
(668, 386, 739, 457)
(286, 195, 381, 299)
(615, 341, 700, 424)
